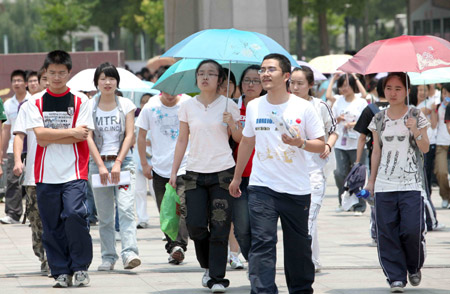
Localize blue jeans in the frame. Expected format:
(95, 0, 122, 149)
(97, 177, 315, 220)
(89, 157, 138, 264)
(248, 185, 314, 294)
(36, 179, 92, 277)
(232, 176, 251, 261)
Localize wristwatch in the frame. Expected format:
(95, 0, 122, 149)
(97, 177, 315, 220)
(415, 134, 423, 141)
(300, 139, 307, 149)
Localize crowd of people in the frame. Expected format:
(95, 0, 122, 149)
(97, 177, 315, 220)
(0, 49, 449, 294)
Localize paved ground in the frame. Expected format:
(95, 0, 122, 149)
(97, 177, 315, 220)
(0, 179, 449, 294)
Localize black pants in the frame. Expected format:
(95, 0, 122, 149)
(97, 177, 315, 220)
(183, 168, 234, 288)
(5, 153, 25, 221)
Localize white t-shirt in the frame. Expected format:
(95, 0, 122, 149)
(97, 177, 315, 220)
(135, 94, 190, 178)
(368, 107, 429, 193)
(178, 95, 240, 173)
(332, 94, 368, 150)
(26, 88, 94, 184)
(417, 98, 437, 145)
(13, 100, 37, 186)
(243, 94, 325, 195)
(4, 92, 31, 153)
(435, 104, 450, 146)
(88, 97, 136, 156)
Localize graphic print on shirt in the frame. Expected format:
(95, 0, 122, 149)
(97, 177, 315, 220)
(96, 113, 121, 132)
(151, 107, 179, 140)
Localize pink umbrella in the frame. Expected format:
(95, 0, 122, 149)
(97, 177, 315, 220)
(338, 35, 450, 74)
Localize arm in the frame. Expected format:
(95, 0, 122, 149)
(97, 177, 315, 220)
(12, 133, 25, 177)
(406, 117, 429, 153)
(282, 134, 325, 153)
(355, 134, 367, 163)
(169, 121, 190, 188)
(447, 121, 450, 135)
(138, 128, 152, 179)
(365, 131, 381, 195)
(353, 73, 367, 98)
(1, 124, 11, 159)
(229, 135, 256, 197)
(430, 105, 438, 130)
(320, 132, 339, 159)
(326, 74, 339, 105)
(38, 137, 85, 147)
(110, 111, 136, 184)
(87, 132, 109, 186)
(34, 125, 89, 143)
(224, 112, 243, 143)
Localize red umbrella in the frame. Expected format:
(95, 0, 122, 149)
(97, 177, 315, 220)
(338, 35, 450, 74)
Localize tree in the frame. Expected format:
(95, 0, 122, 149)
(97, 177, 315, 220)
(289, 0, 310, 59)
(36, 0, 96, 50)
(135, 0, 165, 56)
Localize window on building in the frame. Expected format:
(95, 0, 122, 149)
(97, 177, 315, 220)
(433, 19, 441, 37)
(444, 18, 450, 41)
(423, 20, 431, 34)
(413, 21, 421, 35)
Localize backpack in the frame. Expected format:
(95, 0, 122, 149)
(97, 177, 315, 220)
(373, 106, 426, 192)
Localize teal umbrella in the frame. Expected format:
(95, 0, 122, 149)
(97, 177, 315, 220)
(408, 67, 450, 85)
(152, 58, 252, 95)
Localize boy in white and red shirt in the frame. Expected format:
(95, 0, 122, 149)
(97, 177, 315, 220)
(26, 50, 94, 288)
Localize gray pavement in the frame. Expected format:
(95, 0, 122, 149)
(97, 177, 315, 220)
(0, 179, 449, 294)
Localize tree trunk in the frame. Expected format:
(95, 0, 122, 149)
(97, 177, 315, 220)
(354, 19, 361, 51)
(318, 11, 329, 55)
(363, 0, 369, 46)
(296, 14, 303, 59)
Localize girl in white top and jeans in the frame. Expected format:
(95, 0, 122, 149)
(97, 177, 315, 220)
(169, 59, 241, 293)
(87, 63, 140, 272)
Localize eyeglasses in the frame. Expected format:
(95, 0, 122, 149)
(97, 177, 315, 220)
(47, 71, 69, 78)
(242, 78, 261, 85)
(197, 72, 219, 78)
(258, 67, 278, 75)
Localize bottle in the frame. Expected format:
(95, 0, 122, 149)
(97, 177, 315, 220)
(356, 189, 374, 206)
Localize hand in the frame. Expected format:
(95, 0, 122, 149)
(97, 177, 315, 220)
(320, 144, 331, 159)
(110, 161, 121, 184)
(364, 181, 375, 197)
(13, 162, 23, 177)
(345, 121, 355, 129)
(229, 177, 242, 198)
(332, 73, 341, 80)
(98, 165, 110, 186)
(223, 112, 234, 126)
(142, 163, 153, 179)
(336, 114, 345, 123)
(146, 139, 151, 147)
(168, 173, 177, 189)
(405, 117, 418, 134)
(281, 133, 304, 147)
(430, 103, 437, 111)
(72, 125, 89, 140)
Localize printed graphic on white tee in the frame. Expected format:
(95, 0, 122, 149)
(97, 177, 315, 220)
(44, 111, 73, 129)
(151, 107, 180, 140)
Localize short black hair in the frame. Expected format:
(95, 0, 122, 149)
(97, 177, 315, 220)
(195, 59, 226, 92)
(337, 74, 358, 93)
(221, 68, 237, 97)
(94, 62, 120, 88)
(26, 71, 38, 82)
(383, 72, 411, 90)
(441, 83, 450, 93)
(10, 69, 26, 82)
(43, 50, 72, 71)
(376, 78, 385, 98)
(37, 67, 46, 82)
(262, 53, 291, 74)
(239, 65, 260, 94)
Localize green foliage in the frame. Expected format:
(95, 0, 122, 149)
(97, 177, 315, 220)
(136, 0, 165, 48)
(35, 0, 97, 50)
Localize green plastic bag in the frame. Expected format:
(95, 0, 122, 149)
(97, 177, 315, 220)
(160, 183, 181, 241)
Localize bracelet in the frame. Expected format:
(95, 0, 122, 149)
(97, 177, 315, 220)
(325, 143, 332, 151)
(115, 158, 122, 164)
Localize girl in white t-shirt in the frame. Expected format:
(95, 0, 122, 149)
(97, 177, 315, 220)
(290, 66, 338, 273)
(169, 60, 241, 292)
(366, 72, 429, 293)
(86, 63, 140, 272)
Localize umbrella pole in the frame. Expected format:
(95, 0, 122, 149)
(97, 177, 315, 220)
(226, 61, 231, 112)
(406, 71, 410, 105)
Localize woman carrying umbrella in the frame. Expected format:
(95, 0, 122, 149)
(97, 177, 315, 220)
(289, 66, 338, 273)
(87, 62, 141, 271)
(169, 59, 241, 293)
(366, 72, 429, 293)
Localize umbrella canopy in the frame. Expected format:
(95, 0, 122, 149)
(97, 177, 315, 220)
(152, 59, 252, 95)
(119, 81, 160, 107)
(294, 61, 327, 81)
(408, 67, 450, 85)
(338, 35, 450, 74)
(308, 54, 352, 74)
(67, 68, 151, 92)
(161, 28, 298, 66)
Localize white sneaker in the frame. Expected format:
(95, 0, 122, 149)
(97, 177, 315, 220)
(211, 283, 226, 293)
(124, 255, 141, 269)
(115, 231, 121, 241)
(202, 269, 211, 287)
(229, 253, 244, 269)
(442, 200, 449, 208)
(432, 223, 446, 231)
(137, 222, 149, 229)
(73, 271, 89, 287)
(169, 246, 185, 264)
(98, 260, 115, 271)
(0, 215, 20, 224)
(354, 211, 363, 216)
(53, 274, 72, 288)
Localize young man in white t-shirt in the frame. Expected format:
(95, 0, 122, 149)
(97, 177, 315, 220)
(136, 91, 190, 264)
(229, 54, 325, 294)
(26, 51, 94, 288)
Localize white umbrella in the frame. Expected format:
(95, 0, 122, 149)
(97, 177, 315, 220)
(67, 68, 151, 92)
(408, 67, 450, 85)
(294, 61, 327, 81)
(309, 54, 352, 74)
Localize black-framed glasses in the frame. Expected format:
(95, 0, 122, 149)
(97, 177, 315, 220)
(242, 78, 261, 85)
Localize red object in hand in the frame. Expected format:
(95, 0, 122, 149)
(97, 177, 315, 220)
(296, 118, 301, 124)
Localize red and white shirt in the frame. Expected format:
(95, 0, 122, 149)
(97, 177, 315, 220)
(26, 88, 94, 184)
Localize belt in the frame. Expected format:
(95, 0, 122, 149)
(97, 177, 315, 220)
(100, 155, 117, 162)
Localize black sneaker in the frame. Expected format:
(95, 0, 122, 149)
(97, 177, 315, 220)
(408, 270, 421, 286)
(390, 281, 404, 293)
